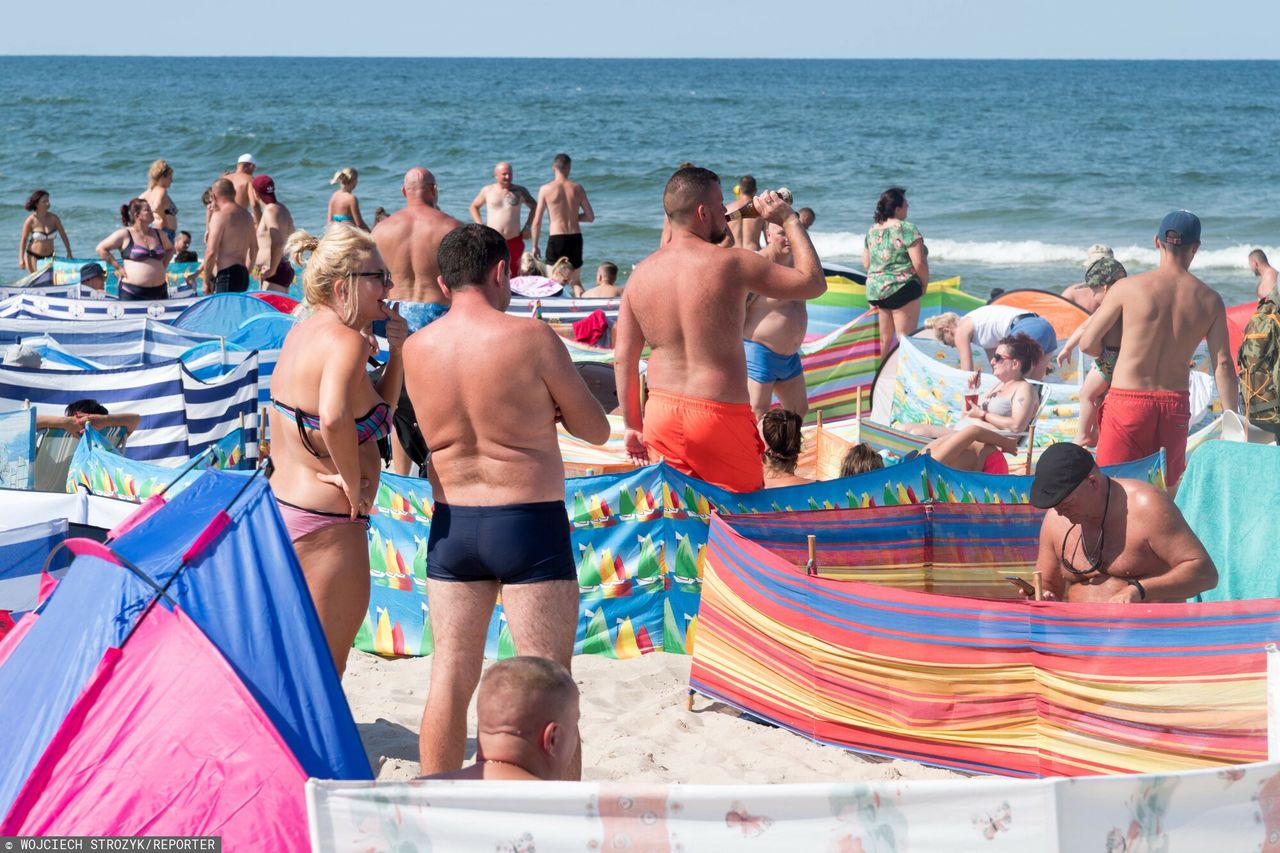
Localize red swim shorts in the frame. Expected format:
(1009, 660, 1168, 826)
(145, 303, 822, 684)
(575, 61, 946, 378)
(1095, 388, 1190, 485)
(643, 390, 765, 493)
(506, 236, 525, 271)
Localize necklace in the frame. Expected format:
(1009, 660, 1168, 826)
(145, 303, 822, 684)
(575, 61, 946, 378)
(1061, 479, 1112, 578)
(483, 758, 525, 769)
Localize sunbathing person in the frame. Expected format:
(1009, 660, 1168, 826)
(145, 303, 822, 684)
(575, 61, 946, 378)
(1030, 442, 1217, 603)
(760, 409, 811, 487)
(839, 443, 885, 477)
(36, 399, 140, 437)
(906, 333, 1043, 473)
(420, 657, 580, 782)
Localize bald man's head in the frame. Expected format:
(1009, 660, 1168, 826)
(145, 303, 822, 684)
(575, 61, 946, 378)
(403, 167, 437, 202)
(211, 178, 235, 201)
(476, 657, 579, 778)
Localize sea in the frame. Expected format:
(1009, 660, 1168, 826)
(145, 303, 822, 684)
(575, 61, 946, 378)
(2, 57, 1278, 303)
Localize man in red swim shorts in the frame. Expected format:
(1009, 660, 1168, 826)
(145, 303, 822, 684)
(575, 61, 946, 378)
(1080, 210, 1238, 486)
(614, 166, 826, 493)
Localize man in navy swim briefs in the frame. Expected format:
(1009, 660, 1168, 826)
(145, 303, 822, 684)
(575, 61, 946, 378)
(402, 224, 609, 781)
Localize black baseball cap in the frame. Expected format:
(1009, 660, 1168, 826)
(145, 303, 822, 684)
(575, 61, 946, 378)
(1030, 443, 1097, 509)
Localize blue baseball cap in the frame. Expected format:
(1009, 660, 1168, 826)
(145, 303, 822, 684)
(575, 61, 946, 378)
(78, 262, 106, 282)
(1156, 210, 1201, 246)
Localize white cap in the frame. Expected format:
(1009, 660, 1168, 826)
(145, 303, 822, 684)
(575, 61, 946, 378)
(238, 153, 256, 165)
(1083, 243, 1114, 268)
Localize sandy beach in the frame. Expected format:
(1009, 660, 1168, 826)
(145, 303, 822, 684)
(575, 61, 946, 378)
(345, 649, 964, 784)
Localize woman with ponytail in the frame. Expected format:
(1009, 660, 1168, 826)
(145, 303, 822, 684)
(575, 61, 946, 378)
(327, 167, 369, 230)
(94, 197, 172, 300)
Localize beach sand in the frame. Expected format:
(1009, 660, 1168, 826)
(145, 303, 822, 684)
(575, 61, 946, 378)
(345, 650, 964, 784)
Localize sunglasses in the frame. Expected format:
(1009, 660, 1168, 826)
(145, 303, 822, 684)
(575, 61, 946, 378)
(990, 354, 1010, 364)
(353, 270, 393, 286)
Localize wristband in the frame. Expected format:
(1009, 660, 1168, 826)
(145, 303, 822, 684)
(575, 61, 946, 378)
(1127, 578, 1146, 601)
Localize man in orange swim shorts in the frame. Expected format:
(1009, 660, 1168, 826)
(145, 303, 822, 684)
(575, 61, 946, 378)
(613, 166, 826, 492)
(1079, 210, 1238, 487)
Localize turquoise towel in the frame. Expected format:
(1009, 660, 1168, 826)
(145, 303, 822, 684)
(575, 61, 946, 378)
(1176, 441, 1280, 602)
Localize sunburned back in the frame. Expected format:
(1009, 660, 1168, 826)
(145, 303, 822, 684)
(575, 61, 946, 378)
(375, 208, 461, 305)
(626, 242, 754, 403)
(1110, 268, 1221, 392)
(543, 180, 582, 234)
(413, 311, 566, 504)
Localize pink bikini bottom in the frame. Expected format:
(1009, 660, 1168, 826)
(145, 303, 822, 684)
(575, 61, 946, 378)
(276, 497, 370, 543)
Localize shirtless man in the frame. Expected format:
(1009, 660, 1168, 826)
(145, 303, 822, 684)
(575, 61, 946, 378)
(743, 220, 811, 419)
(469, 161, 537, 271)
(614, 166, 825, 493)
(728, 175, 765, 250)
(1251, 249, 1279, 300)
(403, 224, 608, 776)
(580, 261, 621, 298)
(226, 153, 258, 215)
(1030, 442, 1217, 603)
(203, 178, 257, 294)
(420, 657, 580, 782)
(1080, 211, 1238, 486)
(531, 153, 595, 291)
(252, 175, 296, 294)
(373, 167, 464, 474)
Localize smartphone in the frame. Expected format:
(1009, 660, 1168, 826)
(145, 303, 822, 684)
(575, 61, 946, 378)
(964, 394, 979, 409)
(1005, 576, 1035, 596)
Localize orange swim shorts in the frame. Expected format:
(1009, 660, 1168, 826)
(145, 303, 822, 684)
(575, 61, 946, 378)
(1095, 388, 1190, 485)
(643, 390, 765, 493)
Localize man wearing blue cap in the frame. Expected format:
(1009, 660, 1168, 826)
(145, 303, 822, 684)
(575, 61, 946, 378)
(1029, 442, 1217, 603)
(1078, 210, 1238, 486)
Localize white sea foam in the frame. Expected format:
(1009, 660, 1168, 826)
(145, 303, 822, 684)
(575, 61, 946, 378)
(812, 232, 1279, 271)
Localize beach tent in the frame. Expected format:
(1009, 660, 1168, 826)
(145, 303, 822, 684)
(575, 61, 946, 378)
(171, 292, 280, 336)
(0, 471, 370, 845)
(689, 507, 1280, 777)
(0, 354, 259, 466)
(991, 288, 1090, 340)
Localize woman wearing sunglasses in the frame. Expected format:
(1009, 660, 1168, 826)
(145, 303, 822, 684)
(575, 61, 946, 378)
(268, 222, 407, 676)
(910, 333, 1043, 474)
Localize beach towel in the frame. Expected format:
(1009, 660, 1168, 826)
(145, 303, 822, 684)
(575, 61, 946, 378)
(1176, 441, 1280, 603)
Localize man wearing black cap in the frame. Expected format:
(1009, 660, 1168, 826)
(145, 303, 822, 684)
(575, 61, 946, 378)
(1030, 443, 1217, 603)
(1079, 210, 1238, 487)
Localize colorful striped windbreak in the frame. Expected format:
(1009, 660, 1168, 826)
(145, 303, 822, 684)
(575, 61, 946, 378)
(689, 506, 1280, 778)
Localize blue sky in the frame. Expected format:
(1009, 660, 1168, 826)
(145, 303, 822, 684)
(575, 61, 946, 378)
(3, 0, 1277, 58)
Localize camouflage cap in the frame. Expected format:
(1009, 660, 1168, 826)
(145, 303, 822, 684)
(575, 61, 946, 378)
(1085, 257, 1127, 288)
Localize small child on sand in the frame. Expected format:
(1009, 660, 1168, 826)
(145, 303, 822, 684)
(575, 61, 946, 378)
(1056, 257, 1127, 446)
